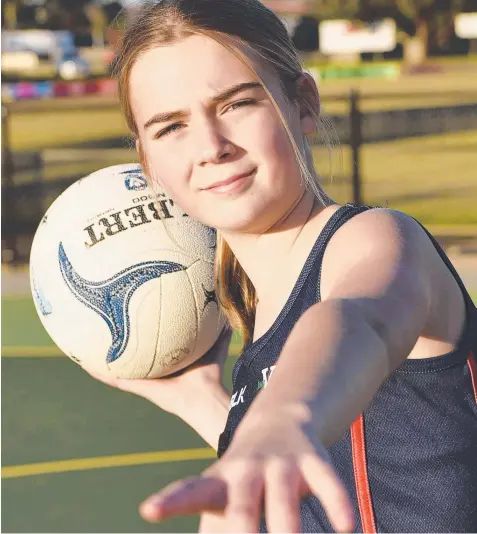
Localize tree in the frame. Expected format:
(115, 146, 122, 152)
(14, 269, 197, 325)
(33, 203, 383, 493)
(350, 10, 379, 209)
(314, 0, 472, 63)
(313, 0, 361, 20)
(85, 3, 108, 47)
(103, 1, 123, 25)
(365, 0, 470, 61)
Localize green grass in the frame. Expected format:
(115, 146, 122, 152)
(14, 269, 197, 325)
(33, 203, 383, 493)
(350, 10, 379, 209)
(9, 93, 476, 152)
(9, 92, 476, 152)
(8, 105, 129, 152)
(313, 130, 477, 226)
(8, 128, 477, 228)
(6, 68, 476, 151)
(317, 69, 477, 114)
(6, 78, 476, 228)
(12, 150, 137, 186)
(6, 71, 477, 227)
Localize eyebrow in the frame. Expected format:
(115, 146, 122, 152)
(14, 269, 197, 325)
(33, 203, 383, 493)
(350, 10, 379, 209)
(143, 81, 263, 130)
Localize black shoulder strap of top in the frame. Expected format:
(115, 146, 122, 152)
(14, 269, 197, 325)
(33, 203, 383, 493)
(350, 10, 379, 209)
(315, 203, 372, 301)
(316, 205, 476, 316)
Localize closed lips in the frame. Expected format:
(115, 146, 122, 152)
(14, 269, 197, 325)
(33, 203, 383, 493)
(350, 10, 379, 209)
(203, 169, 255, 190)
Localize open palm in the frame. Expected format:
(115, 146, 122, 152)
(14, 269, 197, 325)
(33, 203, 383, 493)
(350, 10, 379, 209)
(139, 411, 354, 533)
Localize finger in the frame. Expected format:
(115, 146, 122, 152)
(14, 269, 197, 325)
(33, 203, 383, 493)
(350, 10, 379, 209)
(265, 459, 301, 533)
(140, 476, 227, 522)
(82, 368, 118, 387)
(300, 455, 355, 533)
(199, 512, 228, 533)
(224, 471, 264, 533)
(84, 369, 140, 394)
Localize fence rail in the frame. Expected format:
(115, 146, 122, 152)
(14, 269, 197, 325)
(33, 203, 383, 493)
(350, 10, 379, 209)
(2, 89, 477, 264)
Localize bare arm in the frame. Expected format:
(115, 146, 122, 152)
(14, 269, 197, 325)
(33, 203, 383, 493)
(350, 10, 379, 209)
(251, 209, 433, 445)
(137, 210, 444, 532)
(169, 379, 230, 450)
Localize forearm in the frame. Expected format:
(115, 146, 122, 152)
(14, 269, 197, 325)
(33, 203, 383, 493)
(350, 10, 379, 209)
(252, 299, 395, 447)
(170, 383, 230, 451)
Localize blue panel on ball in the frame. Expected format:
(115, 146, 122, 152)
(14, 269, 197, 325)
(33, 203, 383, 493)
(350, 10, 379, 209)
(31, 276, 53, 316)
(58, 242, 184, 363)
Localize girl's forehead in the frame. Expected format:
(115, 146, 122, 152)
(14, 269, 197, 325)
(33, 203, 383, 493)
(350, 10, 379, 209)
(129, 34, 275, 110)
(133, 36, 252, 88)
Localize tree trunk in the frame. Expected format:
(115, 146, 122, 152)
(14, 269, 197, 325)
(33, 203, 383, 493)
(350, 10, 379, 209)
(3, 0, 18, 29)
(403, 20, 428, 67)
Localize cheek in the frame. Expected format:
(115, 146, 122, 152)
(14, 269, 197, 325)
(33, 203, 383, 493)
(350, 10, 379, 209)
(144, 148, 192, 204)
(256, 115, 297, 173)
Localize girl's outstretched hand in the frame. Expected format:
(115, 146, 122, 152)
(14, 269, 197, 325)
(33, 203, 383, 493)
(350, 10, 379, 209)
(138, 410, 355, 533)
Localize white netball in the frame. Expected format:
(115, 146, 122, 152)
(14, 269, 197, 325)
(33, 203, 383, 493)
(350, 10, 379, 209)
(29, 163, 224, 378)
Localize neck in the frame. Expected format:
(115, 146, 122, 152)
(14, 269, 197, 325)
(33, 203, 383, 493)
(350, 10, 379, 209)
(220, 190, 323, 302)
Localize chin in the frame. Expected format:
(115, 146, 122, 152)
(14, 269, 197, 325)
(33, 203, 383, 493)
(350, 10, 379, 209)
(196, 187, 295, 233)
(208, 207, 274, 234)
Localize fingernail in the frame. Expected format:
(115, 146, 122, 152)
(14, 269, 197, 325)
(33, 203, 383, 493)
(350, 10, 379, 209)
(140, 499, 164, 521)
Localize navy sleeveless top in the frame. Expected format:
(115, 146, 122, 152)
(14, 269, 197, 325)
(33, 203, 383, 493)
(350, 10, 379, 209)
(217, 204, 477, 533)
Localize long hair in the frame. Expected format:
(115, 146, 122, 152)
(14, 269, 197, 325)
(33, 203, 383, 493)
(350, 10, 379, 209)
(114, 0, 332, 346)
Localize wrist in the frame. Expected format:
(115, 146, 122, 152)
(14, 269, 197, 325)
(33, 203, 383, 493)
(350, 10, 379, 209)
(173, 381, 230, 450)
(237, 395, 314, 437)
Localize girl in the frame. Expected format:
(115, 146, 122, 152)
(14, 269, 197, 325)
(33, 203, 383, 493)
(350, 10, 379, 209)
(87, 0, 477, 532)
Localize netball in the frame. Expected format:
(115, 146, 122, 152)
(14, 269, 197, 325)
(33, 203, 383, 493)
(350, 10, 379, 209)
(29, 163, 224, 378)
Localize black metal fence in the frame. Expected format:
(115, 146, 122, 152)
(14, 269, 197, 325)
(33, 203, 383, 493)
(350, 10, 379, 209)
(2, 90, 477, 264)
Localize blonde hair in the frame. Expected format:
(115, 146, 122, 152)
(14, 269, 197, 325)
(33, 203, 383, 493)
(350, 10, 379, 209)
(114, 0, 332, 346)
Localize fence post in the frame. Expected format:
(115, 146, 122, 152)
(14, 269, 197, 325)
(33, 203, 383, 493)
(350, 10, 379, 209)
(349, 90, 362, 205)
(1, 105, 14, 180)
(2, 104, 19, 263)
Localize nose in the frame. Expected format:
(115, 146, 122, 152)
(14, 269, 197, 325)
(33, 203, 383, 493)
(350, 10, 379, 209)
(194, 118, 236, 166)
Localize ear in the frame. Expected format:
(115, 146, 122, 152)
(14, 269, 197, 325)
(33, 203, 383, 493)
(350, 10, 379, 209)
(296, 72, 320, 136)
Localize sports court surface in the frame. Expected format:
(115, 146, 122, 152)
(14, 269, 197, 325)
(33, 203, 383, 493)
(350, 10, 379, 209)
(2, 277, 476, 532)
(2, 292, 242, 533)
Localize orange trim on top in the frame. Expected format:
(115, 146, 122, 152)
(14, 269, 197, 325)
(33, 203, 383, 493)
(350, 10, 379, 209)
(351, 415, 377, 534)
(467, 351, 477, 404)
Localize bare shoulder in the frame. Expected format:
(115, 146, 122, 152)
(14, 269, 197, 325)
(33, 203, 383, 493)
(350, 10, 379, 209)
(327, 207, 428, 255)
(319, 207, 466, 348)
(319, 207, 439, 304)
(322, 208, 431, 276)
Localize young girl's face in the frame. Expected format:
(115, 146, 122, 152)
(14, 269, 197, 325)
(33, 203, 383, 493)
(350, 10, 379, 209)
(130, 34, 312, 234)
